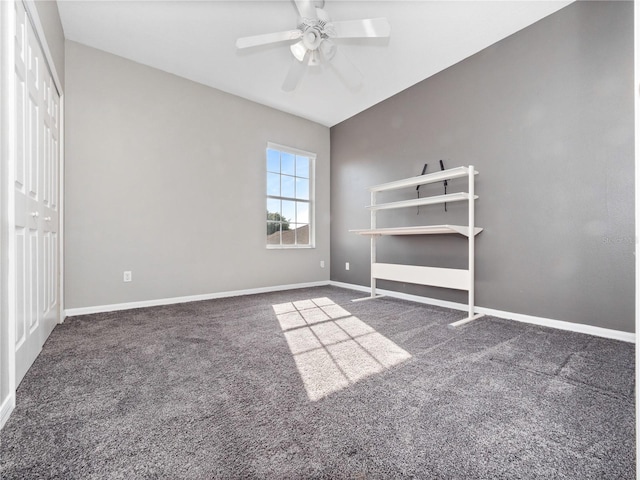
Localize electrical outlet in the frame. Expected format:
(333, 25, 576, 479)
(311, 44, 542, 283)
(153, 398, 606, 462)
(345, 262, 350, 271)
(123, 271, 132, 282)
(320, 260, 325, 268)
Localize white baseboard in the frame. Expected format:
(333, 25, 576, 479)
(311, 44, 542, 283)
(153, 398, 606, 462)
(330, 281, 636, 343)
(63, 280, 635, 343)
(0, 394, 15, 429)
(64, 281, 331, 317)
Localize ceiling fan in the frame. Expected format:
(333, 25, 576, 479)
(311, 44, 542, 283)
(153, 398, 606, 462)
(235, 0, 391, 92)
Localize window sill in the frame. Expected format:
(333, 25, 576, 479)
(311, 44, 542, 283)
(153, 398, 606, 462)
(266, 245, 316, 250)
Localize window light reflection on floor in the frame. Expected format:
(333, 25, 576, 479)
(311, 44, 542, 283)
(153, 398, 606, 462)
(273, 297, 412, 401)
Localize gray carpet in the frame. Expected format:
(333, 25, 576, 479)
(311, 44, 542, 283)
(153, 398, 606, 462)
(0, 286, 635, 479)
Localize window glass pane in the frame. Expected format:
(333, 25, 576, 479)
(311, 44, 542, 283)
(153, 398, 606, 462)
(296, 201, 309, 223)
(282, 224, 296, 245)
(267, 222, 281, 244)
(267, 149, 280, 173)
(267, 221, 280, 236)
(281, 152, 295, 175)
(282, 200, 295, 222)
(296, 224, 310, 245)
(267, 173, 280, 196)
(296, 156, 309, 178)
(281, 175, 295, 198)
(295, 177, 309, 200)
(267, 198, 280, 218)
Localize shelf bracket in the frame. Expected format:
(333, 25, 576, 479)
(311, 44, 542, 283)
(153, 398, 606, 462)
(440, 160, 448, 212)
(416, 163, 428, 215)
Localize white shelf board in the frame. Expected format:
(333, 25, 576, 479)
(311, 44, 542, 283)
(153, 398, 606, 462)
(369, 166, 478, 192)
(372, 263, 471, 291)
(366, 192, 476, 211)
(350, 225, 483, 237)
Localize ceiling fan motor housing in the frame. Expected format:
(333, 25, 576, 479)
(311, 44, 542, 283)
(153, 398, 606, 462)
(295, 10, 336, 65)
(302, 26, 324, 50)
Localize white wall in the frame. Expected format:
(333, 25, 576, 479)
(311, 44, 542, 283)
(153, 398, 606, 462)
(64, 41, 331, 309)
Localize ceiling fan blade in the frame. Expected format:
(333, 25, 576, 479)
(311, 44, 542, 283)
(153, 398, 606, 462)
(282, 51, 310, 92)
(330, 18, 391, 38)
(293, 0, 317, 20)
(315, 7, 330, 23)
(236, 30, 302, 49)
(327, 48, 362, 89)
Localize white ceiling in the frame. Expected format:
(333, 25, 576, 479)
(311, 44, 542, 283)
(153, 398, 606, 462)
(57, 0, 573, 127)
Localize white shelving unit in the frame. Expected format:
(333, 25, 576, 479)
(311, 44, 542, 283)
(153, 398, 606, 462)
(350, 165, 484, 327)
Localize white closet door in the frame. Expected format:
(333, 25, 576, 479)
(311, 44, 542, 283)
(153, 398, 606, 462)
(14, 1, 60, 385)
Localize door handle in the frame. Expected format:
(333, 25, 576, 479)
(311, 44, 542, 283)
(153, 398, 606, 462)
(31, 211, 39, 218)
(44, 217, 51, 222)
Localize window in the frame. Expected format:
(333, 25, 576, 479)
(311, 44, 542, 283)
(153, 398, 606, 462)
(266, 143, 315, 248)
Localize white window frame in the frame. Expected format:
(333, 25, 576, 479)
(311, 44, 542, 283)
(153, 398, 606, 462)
(266, 142, 316, 249)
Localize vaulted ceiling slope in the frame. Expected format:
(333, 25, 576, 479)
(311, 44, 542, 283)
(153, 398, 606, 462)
(58, 1, 573, 127)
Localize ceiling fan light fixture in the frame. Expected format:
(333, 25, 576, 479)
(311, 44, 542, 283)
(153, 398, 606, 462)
(290, 41, 307, 62)
(319, 40, 337, 61)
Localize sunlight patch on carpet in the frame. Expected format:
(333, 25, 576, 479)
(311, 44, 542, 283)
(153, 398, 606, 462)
(273, 298, 412, 401)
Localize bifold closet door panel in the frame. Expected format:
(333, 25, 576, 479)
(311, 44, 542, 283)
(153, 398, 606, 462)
(13, 0, 60, 386)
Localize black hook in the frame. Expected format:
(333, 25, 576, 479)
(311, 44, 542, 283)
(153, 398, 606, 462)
(417, 163, 428, 214)
(440, 160, 448, 212)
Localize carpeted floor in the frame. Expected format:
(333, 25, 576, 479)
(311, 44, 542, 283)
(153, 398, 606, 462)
(0, 286, 635, 479)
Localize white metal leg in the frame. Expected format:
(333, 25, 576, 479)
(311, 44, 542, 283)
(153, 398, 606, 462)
(449, 313, 485, 328)
(370, 190, 377, 298)
(468, 165, 475, 320)
(352, 294, 386, 303)
(448, 165, 484, 327)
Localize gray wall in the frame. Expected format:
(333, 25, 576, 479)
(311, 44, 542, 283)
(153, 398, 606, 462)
(330, 1, 634, 332)
(65, 41, 330, 309)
